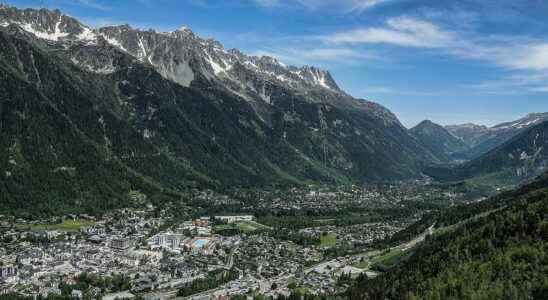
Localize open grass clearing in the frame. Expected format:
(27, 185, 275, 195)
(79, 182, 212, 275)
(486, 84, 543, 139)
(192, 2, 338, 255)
(370, 248, 404, 267)
(214, 220, 271, 234)
(353, 259, 370, 269)
(16, 219, 95, 232)
(320, 233, 337, 247)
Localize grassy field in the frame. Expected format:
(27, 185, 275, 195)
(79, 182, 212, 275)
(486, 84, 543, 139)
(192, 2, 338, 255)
(370, 248, 404, 269)
(354, 259, 370, 269)
(320, 234, 337, 247)
(237, 222, 257, 233)
(214, 224, 235, 231)
(16, 219, 95, 232)
(294, 287, 310, 295)
(214, 220, 271, 234)
(313, 219, 336, 224)
(244, 220, 271, 230)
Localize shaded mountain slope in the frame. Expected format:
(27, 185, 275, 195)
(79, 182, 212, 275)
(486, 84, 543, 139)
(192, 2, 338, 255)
(0, 31, 190, 217)
(426, 120, 548, 184)
(410, 120, 468, 162)
(445, 123, 489, 148)
(0, 6, 440, 215)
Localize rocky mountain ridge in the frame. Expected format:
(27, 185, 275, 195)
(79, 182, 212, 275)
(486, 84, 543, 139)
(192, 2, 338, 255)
(446, 113, 548, 159)
(427, 120, 548, 186)
(0, 5, 341, 92)
(0, 4, 406, 127)
(0, 5, 439, 215)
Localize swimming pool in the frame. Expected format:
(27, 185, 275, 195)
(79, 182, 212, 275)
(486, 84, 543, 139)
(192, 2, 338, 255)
(193, 239, 209, 248)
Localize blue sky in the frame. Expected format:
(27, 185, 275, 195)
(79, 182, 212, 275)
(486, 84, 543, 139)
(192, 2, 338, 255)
(4, 0, 548, 127)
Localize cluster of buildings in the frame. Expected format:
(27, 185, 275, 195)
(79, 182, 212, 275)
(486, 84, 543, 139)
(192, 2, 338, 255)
(0, 204, 407, 300)
(0, 208, 268, 299)
(192, 183, 469, 217)
(0, 208, 168, 297)
(148, 233, 216, 255)
(0, 182, 449, 299)
(300, 222, 404, 248)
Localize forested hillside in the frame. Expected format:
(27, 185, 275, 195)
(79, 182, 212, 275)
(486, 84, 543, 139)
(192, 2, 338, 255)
(347, 173, 548, 300)
(425, 120, 548, 187)
(409, 120, 468, 162)
(0, 7, 441, 217)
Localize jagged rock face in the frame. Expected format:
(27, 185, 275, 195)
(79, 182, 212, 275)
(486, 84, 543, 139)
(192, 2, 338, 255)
(0, 5, 93, 41)
(0, 5, 351, 109)
(0, 5, 397, 124)
(95, 24, 343, 104)
(0, 5, 442, 215)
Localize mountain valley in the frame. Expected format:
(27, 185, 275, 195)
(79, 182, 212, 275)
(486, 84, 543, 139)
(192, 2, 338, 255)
(0, 3, 547, 300)
(0, 6, 442, 216)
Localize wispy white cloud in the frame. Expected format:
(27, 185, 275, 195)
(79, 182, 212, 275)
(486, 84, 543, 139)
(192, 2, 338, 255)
(296, 47, 376, 61)
(530, 86, 548, 92)
(250, 47, 375, 66)
(71, 0, 111, 11)
(247, 0, 392, 11)
(464, 71, 548, 95)
(325, 15, 548, 94)
(351, 0, 391, 12)
(453, 40, 548, 94)
(326, 17, 453, 47)
(362, 85, 445, 96)
(504, 44, 548, 71)
(325, 16, 548, 69)
(252, 0, 280, 8)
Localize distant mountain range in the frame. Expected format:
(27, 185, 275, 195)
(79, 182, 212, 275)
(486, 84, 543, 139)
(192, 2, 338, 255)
(446, 113, 548, 159)
(0, 5, 440, 215)
(410, 120, 469, 162)
(444, 123, 489, 151)
(427, 119, 548, 185)
(407, 114, 548, 186)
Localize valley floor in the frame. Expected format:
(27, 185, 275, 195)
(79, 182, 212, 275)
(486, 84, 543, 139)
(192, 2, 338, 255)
(0, 181, 509, 300)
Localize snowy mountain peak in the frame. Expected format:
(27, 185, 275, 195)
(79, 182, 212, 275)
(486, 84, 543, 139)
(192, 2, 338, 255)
(0, 5, 343, 98)
(297, 66, 339, 90)
(0, 5, 95, 42)
(91, 21, 341, 93)
(492, 112, 548, 131)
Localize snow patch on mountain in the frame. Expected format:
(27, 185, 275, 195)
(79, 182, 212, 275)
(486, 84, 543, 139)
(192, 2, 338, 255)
(20, 19, 68, 41)
(206, 54, 231, 75)
(0, 5, 343, 99)
(76, 27, 96, 43)
(302, 67, 332, 89)
(493, 114, 548, 131)
(99, 34, 128, 52)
